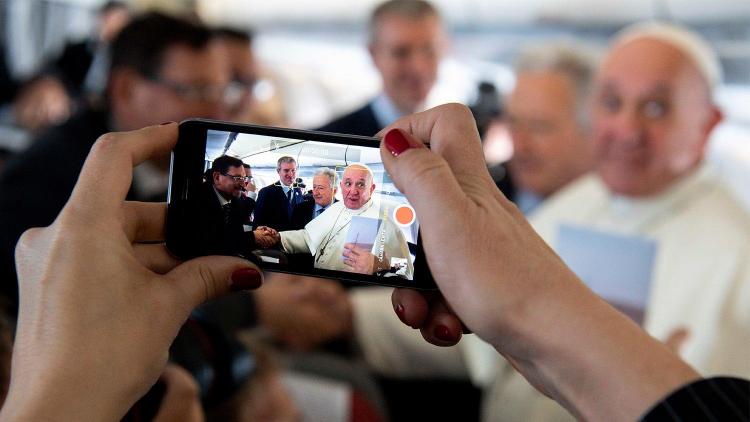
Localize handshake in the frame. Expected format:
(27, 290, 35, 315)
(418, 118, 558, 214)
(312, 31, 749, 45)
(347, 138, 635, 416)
(253, 226, 281, 249)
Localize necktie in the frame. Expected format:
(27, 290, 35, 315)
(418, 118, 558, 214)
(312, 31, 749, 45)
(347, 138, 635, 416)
(222, 203, 232, 225)
(315, 207, 325, 218)
(286, 188, 292, 202)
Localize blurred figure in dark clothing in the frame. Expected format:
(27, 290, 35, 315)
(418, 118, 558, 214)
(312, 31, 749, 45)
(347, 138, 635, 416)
(0, 12, 233, 310)
(317, 0, 447, 136)
(11, 1, 131, 132)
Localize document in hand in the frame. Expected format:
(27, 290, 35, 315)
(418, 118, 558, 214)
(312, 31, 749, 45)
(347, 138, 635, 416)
(556, 224, 657, 325)
(345, 216, 381, 253)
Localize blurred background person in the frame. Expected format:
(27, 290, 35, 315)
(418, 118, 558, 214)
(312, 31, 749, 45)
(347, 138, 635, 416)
(317, 0, 448, 136)
(0, 12, 234, 308)
(504, 43, 598, 213)
(10, 1, 131, 132)
(212, 26, 288, 127)
(489, 22, 750, 422)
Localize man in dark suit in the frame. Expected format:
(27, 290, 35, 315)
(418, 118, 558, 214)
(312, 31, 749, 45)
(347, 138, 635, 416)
(0, 13, 234, 310)
(316, 0, 447, 137)
(253, 156, 304, 232)
(289, 168, 338, 230)
(196, 155, 269, 258)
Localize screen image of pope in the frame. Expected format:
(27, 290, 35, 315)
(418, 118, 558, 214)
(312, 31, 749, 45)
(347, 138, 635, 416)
(203, 129, 417, 280)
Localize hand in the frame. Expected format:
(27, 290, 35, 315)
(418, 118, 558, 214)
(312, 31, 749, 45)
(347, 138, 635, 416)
(254, 227, 279, 249)
(152, 364, 204, 422)
(1, 123, 263, 421)
(377, 104, 699, 421)
(13, 76, 72, 131)
(342, 243, 376, 274)
(255, 274, 352, 351)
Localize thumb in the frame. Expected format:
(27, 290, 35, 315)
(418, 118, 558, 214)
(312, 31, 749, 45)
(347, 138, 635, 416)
(164, 255, 263, 311)
(380, 128, 470, 232)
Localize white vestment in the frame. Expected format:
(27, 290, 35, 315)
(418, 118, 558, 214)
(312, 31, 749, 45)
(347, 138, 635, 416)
(351, 164, 750, 422)
(280, 199, 414, 278)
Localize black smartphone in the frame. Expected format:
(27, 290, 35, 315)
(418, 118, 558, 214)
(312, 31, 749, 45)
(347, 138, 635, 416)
(167, 119, 436, 290)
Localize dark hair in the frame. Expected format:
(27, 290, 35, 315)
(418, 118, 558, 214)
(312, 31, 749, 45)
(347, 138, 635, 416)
(212, 26, 254, 45)
(100, 0, 128, 15)
(369, 0, 440, 43)
(110, 12, 212, 79)
(211, 155, 245, 174)
(242, 163, 251, 169)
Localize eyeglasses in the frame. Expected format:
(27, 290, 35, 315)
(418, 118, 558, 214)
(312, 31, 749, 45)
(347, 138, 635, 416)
(145, 76, 248, 105)
(222, 173, 250, 183)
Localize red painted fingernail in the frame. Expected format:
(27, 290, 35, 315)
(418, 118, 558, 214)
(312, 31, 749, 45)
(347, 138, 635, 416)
(384, 128, 412, 157)
(435, 325, 454, 342)
(230, 268, 262, 291)
(160, 121, 176, 126)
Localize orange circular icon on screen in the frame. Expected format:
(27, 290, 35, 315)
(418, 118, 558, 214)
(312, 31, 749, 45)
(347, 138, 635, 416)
(393, 204, 416, 227)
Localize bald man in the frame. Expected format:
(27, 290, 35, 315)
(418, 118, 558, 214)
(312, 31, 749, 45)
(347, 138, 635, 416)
(263, 164, 414, 278)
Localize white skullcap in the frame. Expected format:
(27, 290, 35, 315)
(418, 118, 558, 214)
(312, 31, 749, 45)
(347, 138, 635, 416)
(612, 21, 723, 95)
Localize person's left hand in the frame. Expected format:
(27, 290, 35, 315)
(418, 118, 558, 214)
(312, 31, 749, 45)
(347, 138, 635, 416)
(342, 243, 377, 274)
(1, 123, 263, 421)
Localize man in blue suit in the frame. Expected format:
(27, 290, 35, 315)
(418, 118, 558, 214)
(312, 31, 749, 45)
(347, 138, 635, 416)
(316, 0, 447, 137)
(253, 156, 304, 231)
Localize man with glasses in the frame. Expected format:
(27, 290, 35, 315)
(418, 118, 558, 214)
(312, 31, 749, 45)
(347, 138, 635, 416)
(0, 13, 238, 308)
(196, 155, 273, 257)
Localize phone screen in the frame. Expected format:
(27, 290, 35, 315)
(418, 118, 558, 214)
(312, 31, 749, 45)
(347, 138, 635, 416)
(168, 119, 435, 289)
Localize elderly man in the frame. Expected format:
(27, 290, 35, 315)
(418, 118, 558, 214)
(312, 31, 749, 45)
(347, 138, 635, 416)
(344, 22, 750, 422)
(317, 0, 447, 136)
(506, 43, 597, 214)
(290, 168, 338, 230)
(264, 164, 413, 278)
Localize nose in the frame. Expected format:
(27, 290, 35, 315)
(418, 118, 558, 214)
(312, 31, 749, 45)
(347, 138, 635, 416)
(609, 106, 644, 145)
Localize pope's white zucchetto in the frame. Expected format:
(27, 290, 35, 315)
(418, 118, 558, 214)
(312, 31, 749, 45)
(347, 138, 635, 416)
(612, 21, 723, 96)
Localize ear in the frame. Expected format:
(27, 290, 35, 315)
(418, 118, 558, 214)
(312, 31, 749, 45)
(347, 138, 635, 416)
(697, 105, 724, 154)
(370, 183, 376, 195)
(212, 171, 221, 185)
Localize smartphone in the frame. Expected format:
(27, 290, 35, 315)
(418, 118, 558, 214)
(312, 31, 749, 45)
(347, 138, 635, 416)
(167, 119, 436, 290)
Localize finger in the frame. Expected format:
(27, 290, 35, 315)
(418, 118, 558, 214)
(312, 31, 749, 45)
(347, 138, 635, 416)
(69, 122, 178, 217)
(419, 299, 463, 347)
(392, 288, 431, 329)
(133, 244, 182, 274)
(122, 202, 167, 243)
(380, 127, 475, 249)
(164, 255, 263, 314)
(376, 104, 496, 194)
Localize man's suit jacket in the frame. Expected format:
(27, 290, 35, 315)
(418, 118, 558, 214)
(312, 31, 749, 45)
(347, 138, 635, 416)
(253, 183, 304, 232)
(316, 101, 382, 137)
(195, 182, 256, 258)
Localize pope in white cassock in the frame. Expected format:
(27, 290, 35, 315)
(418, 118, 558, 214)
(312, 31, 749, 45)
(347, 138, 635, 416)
(277, 164, 413, 278)
(345, 22, 750, 422)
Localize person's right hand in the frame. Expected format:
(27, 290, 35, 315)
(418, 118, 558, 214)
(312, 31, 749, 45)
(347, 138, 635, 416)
(12, 76, 72, 131)
(255, 274, 352, 351)
(1, 123, 263, 421)
(377, 104, 699, 421)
